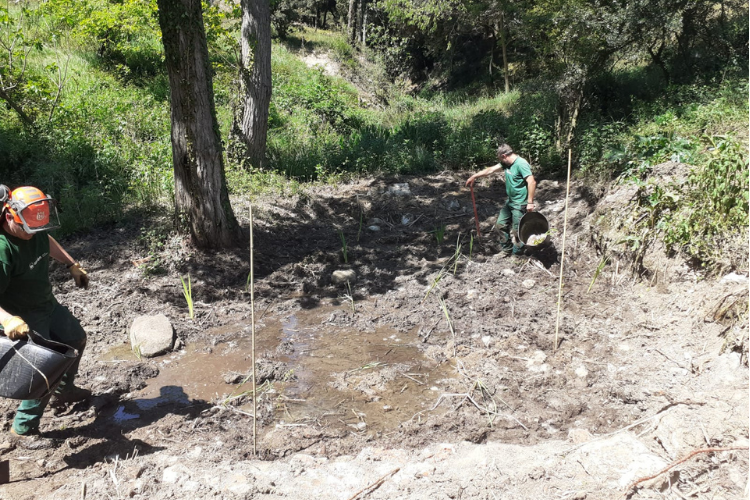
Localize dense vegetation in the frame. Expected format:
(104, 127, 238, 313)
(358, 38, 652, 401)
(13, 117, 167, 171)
(0, 0, 746, 271)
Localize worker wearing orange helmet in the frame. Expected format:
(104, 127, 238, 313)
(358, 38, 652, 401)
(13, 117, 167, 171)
(0, 186, 91, 437)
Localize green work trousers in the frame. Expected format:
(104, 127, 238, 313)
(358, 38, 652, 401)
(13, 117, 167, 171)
(12, 303, 86, 435)
(496, 204, 526, 255)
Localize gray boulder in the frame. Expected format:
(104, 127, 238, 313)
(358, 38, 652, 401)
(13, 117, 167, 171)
(130, 314, 175, 358)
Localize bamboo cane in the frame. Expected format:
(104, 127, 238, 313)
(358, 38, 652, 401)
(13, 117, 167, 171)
(249, 204, 257, 455)
(470, 183, 482, 237)
(554, 149, 572, 352)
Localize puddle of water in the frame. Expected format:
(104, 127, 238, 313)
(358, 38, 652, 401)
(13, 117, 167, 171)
(106, 304, 455, 433)
(102, 344, 138, 361)
(113, 405, 140, 423)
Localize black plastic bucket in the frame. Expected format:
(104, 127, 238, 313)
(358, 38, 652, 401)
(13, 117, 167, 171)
(519, 211, 550, 249)
(0, 331, 78, 400)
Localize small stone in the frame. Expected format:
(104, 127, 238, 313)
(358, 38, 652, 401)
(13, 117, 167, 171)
(332, 269, 356, 285)
(575, 365, 589, 378)
(522, 279, 535, 289)
(162, 464, 190, 484)
(568, 428, 593, 444)
(503, 297, 511, 303)
(502, 268, 515, 276)
(401, 215, 412, 225)
(466, 289, 478, 299)
(526, 350, 549, 372)
(720, 272, 748, 284)
(183, 481, 201, 492)
(367, 225, 380, 231)
(382, 405, 392, 412)
(223, 372, 244, 384)
(481, 336, 492, 347)
(387, 183, 411, 197)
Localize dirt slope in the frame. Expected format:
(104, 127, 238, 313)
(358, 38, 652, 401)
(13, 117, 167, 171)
(0, 171, 746, 499)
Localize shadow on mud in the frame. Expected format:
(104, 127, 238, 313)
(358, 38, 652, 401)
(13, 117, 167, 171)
(43, 386, 208, 470)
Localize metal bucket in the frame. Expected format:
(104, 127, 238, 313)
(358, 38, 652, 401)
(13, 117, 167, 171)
(519, 211, 550, 249)
(0, 331, 78, 400)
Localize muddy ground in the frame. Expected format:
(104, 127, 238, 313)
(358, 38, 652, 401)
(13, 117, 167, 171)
(0, 171, 746, 500)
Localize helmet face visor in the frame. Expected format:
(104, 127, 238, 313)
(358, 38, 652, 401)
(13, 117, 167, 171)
(12, 197, 61, 234)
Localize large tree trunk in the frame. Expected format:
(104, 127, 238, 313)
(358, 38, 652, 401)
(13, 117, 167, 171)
(157, 0, 239, 248)
(360, 0, 367, 44)
(347, 0, 357, 44)
(499, 13, 510, 93)
(236, 0, 272, 170)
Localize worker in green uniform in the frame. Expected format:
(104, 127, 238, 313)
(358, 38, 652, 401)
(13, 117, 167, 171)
(466, 143, 537, 256)
(0, 186, 90, 437)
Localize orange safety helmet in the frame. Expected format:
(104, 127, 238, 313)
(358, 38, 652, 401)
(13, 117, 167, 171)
(4, 186, 60, 234)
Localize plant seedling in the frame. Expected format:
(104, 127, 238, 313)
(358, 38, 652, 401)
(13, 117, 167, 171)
(588, 256, 609, 293)
(434, 223, 446, 244)
(180, 274, 194, 319)
(343, 281, 355, 313)
(452, 234, 462, 275)
(338, 230, 348, 263)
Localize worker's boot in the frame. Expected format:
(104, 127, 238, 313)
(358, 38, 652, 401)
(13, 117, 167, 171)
(9, 427, 56, 450)
(51, 385, 91, 405)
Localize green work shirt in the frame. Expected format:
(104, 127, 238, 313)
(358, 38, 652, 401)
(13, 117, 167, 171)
(0, 231, 55, 317)
(504, 157, 533, 208)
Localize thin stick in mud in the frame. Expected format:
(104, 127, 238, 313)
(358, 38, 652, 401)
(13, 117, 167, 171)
(249, 204, 257, 456)
(554, 149, 573, 352)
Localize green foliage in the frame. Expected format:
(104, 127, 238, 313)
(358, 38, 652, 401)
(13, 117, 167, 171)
(42, 0, 162, 80)
(180, 274, 194, 319)
(663, 136, 749, 271)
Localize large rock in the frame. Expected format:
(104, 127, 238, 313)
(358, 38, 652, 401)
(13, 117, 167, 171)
(130, 314, 174, 358)
(331, 269, 356, 285)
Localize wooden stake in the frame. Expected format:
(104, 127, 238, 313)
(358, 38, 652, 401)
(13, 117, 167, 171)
(554, 149, 573, 352)
(249, 204, 257, 455)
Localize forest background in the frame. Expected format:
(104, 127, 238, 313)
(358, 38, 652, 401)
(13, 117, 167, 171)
(0, 0, 747, 272)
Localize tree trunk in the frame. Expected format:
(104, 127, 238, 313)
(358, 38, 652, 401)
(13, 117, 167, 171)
(347, 0, 357, 44)
(157, 0, 239, 248)
(499, 12, 510, 93)
(565, 88, 583, 147)
(360, 0, 367, 45)
(236, 0, 272, 170)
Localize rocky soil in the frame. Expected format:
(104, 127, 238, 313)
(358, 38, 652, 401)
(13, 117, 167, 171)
(0, 170, 746, 500)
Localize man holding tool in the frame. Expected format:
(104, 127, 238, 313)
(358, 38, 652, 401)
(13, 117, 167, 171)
(466, 143, 537, 256)
(0, 185, 90, 437)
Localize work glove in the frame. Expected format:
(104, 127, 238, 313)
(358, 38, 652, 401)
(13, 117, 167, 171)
(69, 262, 89, 289)
(2, 316, 29, 340)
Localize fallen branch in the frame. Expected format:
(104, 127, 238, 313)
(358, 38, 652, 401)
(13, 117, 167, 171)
(622, 446, 749, 498)
(346, 467, 401, 500)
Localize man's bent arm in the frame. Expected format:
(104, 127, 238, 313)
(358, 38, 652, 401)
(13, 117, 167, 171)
(466, 163, 504, 186)
(526, 175, 537, 210)
(49, 236, 76, 267)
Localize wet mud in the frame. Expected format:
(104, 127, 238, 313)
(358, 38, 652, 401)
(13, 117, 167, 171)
(0, 171, 745, 499)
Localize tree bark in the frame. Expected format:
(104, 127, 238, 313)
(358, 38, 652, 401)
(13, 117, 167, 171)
(157, 0, 239, 248)
(360, 0, 367, 45)
(347, 0, 357, 44)
(499, 12, 510, 93)
(236, 0, 272, 170)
